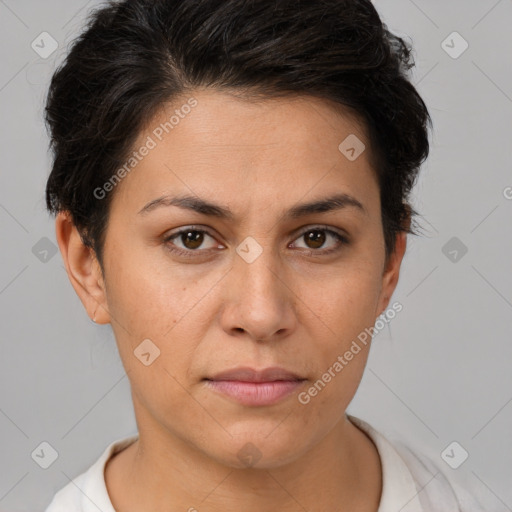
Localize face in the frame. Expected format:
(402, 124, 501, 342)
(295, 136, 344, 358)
(58, 89, 406, 469)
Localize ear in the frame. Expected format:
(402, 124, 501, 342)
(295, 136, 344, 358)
(55, 211, 111, 324)
(375, 229, 407, 318)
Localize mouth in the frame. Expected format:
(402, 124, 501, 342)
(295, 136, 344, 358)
(205, 366, 305, 383)
(203, 366, 306, 406)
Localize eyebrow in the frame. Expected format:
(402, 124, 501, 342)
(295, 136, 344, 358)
(138, 192, 367, 220)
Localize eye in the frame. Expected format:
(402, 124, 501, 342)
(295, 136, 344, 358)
(290, 226, 349, 255)
(163, 225, 349, 259)
(163, 227, 223, 257)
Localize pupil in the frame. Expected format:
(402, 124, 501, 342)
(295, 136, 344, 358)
(306, 230, 325, 249)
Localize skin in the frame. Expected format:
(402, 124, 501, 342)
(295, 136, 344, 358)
(55, 89, 408, 512)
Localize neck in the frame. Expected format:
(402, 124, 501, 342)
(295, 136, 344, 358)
(105, 408, 382, 512)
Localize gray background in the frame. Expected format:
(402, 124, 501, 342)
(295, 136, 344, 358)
(1, 0, 511, 510)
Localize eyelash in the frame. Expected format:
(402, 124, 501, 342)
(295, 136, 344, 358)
(162, 225, 349, 259)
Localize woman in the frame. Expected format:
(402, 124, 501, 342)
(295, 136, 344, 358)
(43, 0, 484, 510)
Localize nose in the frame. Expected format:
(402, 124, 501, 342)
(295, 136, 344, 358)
(220, 243, 297, 343)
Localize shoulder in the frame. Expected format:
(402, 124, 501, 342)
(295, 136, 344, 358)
(44, 472, 88, 512)
(391, 438, 487, 512)
(347, 414, 487, 512)
(44, 434, 139, 512)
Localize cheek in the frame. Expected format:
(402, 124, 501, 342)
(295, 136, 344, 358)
(103, 242, 217, 377)
(103, 239, 182, 329)
(104, 265, 201, 418)
(306, 263, 383, 339)
(296, 270, 380, 420)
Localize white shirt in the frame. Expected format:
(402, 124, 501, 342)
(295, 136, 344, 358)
(45, 414, 486, 512)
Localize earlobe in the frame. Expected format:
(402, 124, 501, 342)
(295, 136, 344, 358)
(55, 211, 111, 324)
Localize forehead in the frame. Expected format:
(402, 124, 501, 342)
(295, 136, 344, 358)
(108, 89, 378, 218)
(141, 90, 369, 155)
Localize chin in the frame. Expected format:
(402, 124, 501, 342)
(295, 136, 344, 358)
(202, 425, 311, 470)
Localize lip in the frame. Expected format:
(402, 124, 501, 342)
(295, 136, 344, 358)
(206, 366, 304, 382)
(204, 366, 306, 406)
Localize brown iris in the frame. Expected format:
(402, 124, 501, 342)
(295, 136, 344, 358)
(181, 230, 204, 249)
(304, 230, 326, 249)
